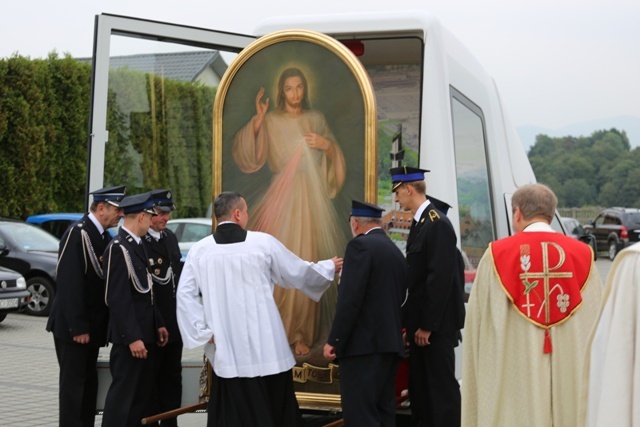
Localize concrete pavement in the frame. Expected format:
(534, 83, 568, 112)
(0, 259, 613, 426)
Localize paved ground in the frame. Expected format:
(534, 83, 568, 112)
(0, 259, 613, 426)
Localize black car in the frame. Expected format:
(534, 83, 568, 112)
(0, 266, 31, 323)
(584, 208, 640, 260)
(560, 217, 598, 260)
(0, 219, 58, 316)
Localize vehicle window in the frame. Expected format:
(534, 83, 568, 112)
(181, 224, 212, 242)
(604, 215, 619, 225)
(165, 223, 180, 233)
(625, 213, 640, 225)
(0, 223, 59, 251)
(595, 215, 605, 226)
(450, 88, 495, 271)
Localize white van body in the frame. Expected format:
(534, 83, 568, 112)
(88, 10, 539, 415)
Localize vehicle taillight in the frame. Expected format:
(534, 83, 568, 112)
(621, 226, 628, 239)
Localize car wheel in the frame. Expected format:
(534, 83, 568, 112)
(608, 240, 618, 261)
(0, 313, 6, 323)
(25, 277, 54, 316)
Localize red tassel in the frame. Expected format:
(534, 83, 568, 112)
(543, 329, 552, 354)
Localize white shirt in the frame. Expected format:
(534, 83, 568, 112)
(176, 230, 335, 378)
(414, 199, 431, 222)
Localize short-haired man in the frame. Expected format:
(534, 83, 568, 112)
(46, 185, 125, 427)
(144, 189, 183, 426)
(462, 183, 602, 426)
(176, 191, 343, 426)
(390, 166, 466, 427)
(101, 192, 169, 427)
(324, 200, 407, 426)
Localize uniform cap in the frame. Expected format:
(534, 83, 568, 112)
(90, 185, 126, 206)
(389, 166, 430, 191)
(351, 200, 384, 218)
(150, 189, 176, 212)
(119, 192, 157, 215)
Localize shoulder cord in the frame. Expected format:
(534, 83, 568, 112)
(120, 244, 152, 295)
(151, 266, 174, 285)
(80, 229, 103, 278)
(56, 228, 75, 275)
(103, 244, 153, 307)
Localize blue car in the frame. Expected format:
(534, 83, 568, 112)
(26, 213, 83, 239)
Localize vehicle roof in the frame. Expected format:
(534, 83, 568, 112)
(167, 218, 212, 224)
(25, 213, 83, 223)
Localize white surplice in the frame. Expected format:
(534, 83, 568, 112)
(176, 230, 335, 378)
(585, 242, 640, 427)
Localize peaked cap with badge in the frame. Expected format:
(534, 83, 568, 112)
(150, 189, 176, 212)
(119, 192, 158, 215)
(90, 185, 126, 206)
(390, 166, 430, 191)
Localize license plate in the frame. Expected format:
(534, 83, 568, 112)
(0, 298, 19, 309)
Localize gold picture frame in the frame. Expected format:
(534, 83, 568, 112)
(212, 29, 377, 405)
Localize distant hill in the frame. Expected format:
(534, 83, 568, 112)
(517, 115, 640, 152)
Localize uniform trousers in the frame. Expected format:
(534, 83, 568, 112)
(54, 337, 100, 427)
(408, 332, 460, 427)
(339, 352, 399, 427)
(102, 343, 157, 427)
(151, 342, 183, 426)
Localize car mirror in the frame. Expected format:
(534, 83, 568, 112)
(0, 242, 8, 257)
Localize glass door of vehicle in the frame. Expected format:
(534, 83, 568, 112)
(88, 14, 255, 217)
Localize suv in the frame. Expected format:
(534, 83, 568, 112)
(585, 208, 640, 260)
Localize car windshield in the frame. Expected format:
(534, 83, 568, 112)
(0, 223, 60, 252)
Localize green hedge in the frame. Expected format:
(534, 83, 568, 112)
(0, 53, 215, 219)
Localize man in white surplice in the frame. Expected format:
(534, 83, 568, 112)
(176, 191, 343, 426)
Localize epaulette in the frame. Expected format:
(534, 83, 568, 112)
(428, 209, 441, 222)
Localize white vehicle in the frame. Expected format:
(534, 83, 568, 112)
(166, 218, 213, 255)
(87, 10, 545, 418)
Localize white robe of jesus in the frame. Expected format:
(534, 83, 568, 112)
(176, 230, 334, 378)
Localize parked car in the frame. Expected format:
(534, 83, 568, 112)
(26, 213, 83, 239)
(584, 208, 640, 260)
(560, 217, 598, 260)
(165, 218, 212, 255)
(0, 266, 31, 323)
(0, 219, 58, 316)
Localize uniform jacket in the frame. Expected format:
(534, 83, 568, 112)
(144, 228, 182, 344)
(104, 228, 164, 345)
(404, 203, 465, 342)
(46, 214, 110, 347)
(328, 228, 407, 358)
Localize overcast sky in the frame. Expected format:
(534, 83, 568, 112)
(2, 0, 638, 132)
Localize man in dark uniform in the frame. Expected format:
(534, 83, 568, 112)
(390, 166, 465, 427)
(324, 200, 407, 426)
(46, 185, 125, 427)
(101, 192, 169, 427)
(144, 189, 183, 426)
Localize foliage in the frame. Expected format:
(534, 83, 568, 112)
(0, 54, 216, 219)
(528, 128, 640, 208)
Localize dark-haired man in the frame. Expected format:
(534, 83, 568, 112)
(177, 191, 342, 426)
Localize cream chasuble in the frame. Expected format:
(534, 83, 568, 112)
(462, 224, 602, 427)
